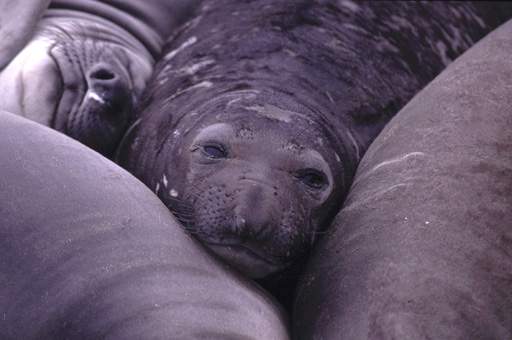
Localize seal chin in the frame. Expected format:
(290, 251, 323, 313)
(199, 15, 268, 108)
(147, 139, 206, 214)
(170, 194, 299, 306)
(208, 244, 287, 279)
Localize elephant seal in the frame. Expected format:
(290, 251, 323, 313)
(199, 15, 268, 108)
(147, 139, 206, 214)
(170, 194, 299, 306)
(117, 0, 512, 279)
(0, 0, 200, 156)
(0, 0, 51, 70)
(0, 111, 289, 340)
(294, 19, 512, 339)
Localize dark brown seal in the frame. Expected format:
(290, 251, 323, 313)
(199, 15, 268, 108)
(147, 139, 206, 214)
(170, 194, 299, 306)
(117, 0, 512, 279)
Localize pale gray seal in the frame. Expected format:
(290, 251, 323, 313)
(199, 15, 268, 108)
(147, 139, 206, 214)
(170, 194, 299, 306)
(0, 0, 200, 156)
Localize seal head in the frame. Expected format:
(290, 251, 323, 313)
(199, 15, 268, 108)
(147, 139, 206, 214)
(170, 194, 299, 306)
(118, 91, 348, 278)
(0, 11, 152, 156)
(117, 0, 512, 279)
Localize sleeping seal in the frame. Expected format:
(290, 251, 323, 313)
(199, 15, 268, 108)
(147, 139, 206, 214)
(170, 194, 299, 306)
(117, 0, 512, 278)
(0, 0, 199, 156)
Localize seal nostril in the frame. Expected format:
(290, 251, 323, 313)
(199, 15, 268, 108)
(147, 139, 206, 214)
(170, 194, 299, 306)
(90, 68, 116, 81)
(89, 65, 116, 81)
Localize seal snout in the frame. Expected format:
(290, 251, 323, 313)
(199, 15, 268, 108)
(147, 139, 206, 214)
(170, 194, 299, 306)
(62, 61, 134, 156)
(232, 183, 275, 241)
(85, 63, 132, 112)
(88, 64, 116, 82)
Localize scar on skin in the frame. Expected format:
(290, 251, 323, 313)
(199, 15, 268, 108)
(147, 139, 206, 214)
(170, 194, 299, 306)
(343, 183, 410, 211)
(245, 104, 304, 123)
(165, 81, 213, 102)
(164, 36, 198, 61)
(351, 152, 427, 187)
(369, 152, 427, 173)
(175, 59, 215, 75)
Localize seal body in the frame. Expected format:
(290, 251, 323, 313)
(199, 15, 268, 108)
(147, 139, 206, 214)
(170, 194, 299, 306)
(293, 19, 512, 339)
(117, 0, 512, 278)
(0, 0, 200, 156)
(0, 111, 289, 340)
(0, 0, 51, 69)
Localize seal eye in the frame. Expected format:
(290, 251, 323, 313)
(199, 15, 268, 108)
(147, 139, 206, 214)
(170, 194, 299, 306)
(201, 144, 227, 159)
(296, 169, 328, 190)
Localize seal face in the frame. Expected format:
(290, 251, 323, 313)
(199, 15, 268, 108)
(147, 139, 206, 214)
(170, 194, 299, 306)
(117, 0, 511, 278)
(118, 84, 351, 278)
(151, 104, 344, 278)
(48, 30, 144, 156)
(0, 11, 152, 157)
(0, 0, 204, 157)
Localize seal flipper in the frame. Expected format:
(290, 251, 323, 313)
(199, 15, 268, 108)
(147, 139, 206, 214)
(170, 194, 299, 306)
(0, 0, 51, 70)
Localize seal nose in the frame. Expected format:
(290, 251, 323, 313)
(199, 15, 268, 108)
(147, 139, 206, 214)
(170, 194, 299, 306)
(67, 62, 134, 157)
(89, 65, 116, 82)
(87, 63, 119, 87)
(85, 63, 132, 113)
(234, 184, 275, 240)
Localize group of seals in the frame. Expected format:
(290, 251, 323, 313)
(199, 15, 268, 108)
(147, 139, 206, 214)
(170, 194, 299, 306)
(116, 0, 512, 279)
(0, 110, 289, 340)
(294, 19, 512, 339)
(1, 1, 512, 339)
(0, 0, 200, 156)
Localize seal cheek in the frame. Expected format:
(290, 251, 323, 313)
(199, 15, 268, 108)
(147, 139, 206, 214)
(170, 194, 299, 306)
(21, 56, 62, 126)
(0, 40, 62, 126)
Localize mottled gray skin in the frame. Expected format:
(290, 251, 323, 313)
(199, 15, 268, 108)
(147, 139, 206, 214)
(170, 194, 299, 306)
(117, 0, 512, 280)
(0, 0, 200, 157)
(294, 19, 512, 340)
(0, 111, 289, 340)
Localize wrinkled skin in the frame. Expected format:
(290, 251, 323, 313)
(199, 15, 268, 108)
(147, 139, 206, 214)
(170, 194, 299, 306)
(0, 0, 200, 157)
(117, 0, 512, 279)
